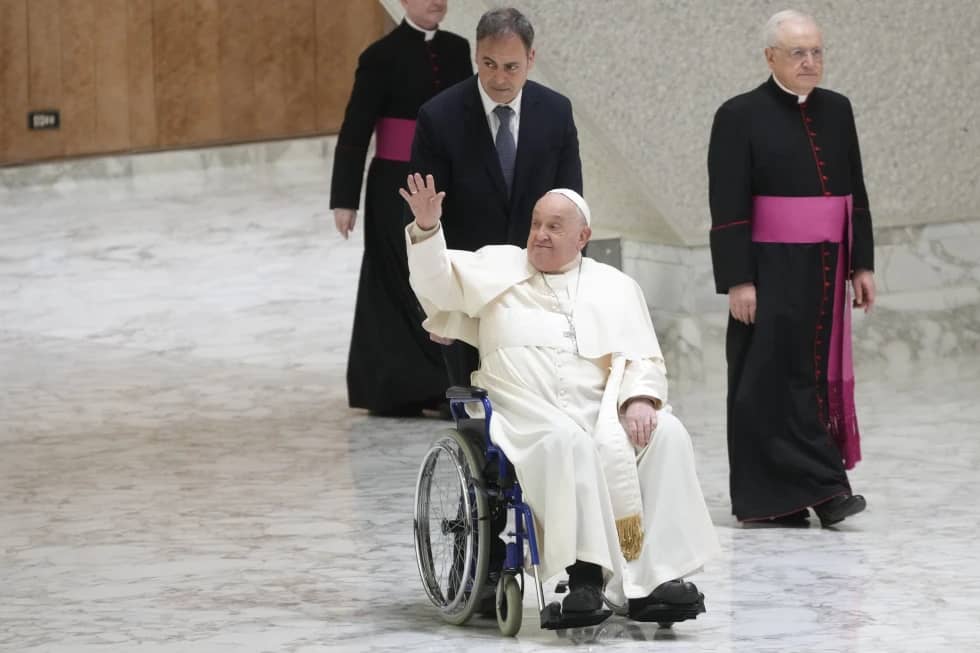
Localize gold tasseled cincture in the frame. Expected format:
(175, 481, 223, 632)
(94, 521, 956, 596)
(616, 514, 644, 561)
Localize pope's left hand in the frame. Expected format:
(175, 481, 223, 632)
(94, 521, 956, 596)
(621, 399, 658, 449)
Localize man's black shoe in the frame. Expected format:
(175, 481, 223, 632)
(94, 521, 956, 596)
(562, 584, 604, 613)
(769, 509, 810, 526)
(814, 494, 866, 527)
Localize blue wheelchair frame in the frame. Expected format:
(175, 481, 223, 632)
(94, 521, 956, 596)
(448, 390, 547, 610)
(447, 387, 611, 630)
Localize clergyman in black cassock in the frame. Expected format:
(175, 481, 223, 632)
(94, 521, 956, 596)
(707, 11, 876, 527)
(330, 7, 471, 416)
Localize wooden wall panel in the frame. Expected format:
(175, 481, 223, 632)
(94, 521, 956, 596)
(281, 0, 317, 136)
(315, 0, 389, 133)
(251, 0, 288, 137)
(94, 0, 130, 151)
(59, 0, 98, 155)
(217, 0, 256, 141)
(0, 0, 29, 161)
(1, 0, 387, 165)
(27, 0, 64, 159)
(153, 0, 222, 147)
(127, 0, 158, 149)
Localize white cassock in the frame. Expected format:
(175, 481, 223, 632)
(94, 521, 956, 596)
(406, 224, 720, 602)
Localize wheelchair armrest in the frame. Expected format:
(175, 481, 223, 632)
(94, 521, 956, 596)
(445, 386, 488, 400)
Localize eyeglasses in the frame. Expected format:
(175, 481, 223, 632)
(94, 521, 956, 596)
(772, 46, 825, 62)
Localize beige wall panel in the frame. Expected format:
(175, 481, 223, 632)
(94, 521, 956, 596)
(0, 0, 30, 164)
(281, 0, 317, 135)
(59, 0, 98, 155)
(154, 0, 222, 146)
(217, 0, 256, 140)
(127, 0, 157, 149)
(94, 0, 130, 152)
(314, 0, 387, 133)
(250, 0, 288, 137)
(25, 0, 64, 160)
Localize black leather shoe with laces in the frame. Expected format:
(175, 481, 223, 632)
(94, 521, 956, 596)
(814, 494, 866, 527)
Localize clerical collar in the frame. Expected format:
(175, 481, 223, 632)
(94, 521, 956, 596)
(403, 16, 437, 41)
(541, 254, 583, 275)
(772, 74, 808, 104)
(478, 79, 523, 121)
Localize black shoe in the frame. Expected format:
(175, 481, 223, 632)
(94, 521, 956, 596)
(631, 579, 702, 608)
(628, 580, 706, 623)
(562, 560, 604, 613)
(768, 509, 810, 527)
(562, 584, 604, 613)
(814, 494, 866, 527)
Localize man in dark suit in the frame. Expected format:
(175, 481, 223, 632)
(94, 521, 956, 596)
(409, 6, 583, 384)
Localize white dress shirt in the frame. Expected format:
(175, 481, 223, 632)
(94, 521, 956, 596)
(477, 80, 523, 148)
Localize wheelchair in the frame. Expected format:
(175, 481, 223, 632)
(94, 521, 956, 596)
(413, 386, 613, 636)
(414, 387, 709, 636)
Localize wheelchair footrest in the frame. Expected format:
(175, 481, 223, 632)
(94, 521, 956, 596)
(539, 602, 612, 630)
(628, 596, 706, 624)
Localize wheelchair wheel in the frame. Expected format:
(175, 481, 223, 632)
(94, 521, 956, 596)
(495, 573, 523, 637)
(414, 429, 490, 625)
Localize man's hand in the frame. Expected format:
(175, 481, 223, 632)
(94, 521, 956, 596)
(621, 398, 659, 449)
(398, 173, 445, 230)
(729, 282, 757, 324)
(334, 208, 357, 239)
(852, 270, 875, 313)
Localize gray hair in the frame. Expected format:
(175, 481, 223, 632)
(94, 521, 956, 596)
(476, 8, 534, 51)
(764, 9, 819, 47)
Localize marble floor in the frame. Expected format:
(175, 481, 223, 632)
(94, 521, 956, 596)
(2, 158, 979, 652)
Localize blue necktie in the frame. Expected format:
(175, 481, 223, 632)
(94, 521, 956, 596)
(493, 105, 516, 194)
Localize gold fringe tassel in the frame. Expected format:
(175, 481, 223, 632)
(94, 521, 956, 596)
(616, 514, 644, 561)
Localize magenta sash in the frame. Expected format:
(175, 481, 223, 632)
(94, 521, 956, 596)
(752, 194, 861, 469)
(374, 117, 415, 162)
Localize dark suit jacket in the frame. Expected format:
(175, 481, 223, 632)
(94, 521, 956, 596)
(410, 77, 582, 251)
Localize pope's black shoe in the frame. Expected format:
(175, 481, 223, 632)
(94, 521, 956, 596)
(562, 584, 604, 613)
(814, 494, 866, 527)
(628, 579, 706, 624)
(537, 560, 613, 630)
(562, 560, 604, 613)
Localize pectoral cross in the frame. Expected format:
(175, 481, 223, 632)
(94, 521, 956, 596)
(540, 261, 583, 351)
(562, 319, 577, 348)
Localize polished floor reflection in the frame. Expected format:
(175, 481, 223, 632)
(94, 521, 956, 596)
(2, 163, 979, 652)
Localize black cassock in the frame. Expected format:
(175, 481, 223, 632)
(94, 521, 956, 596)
(330, 21, 471, 413)
(708, 77, 874, 521)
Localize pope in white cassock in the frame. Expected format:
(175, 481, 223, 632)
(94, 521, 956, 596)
(400, 173, 720, 623)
